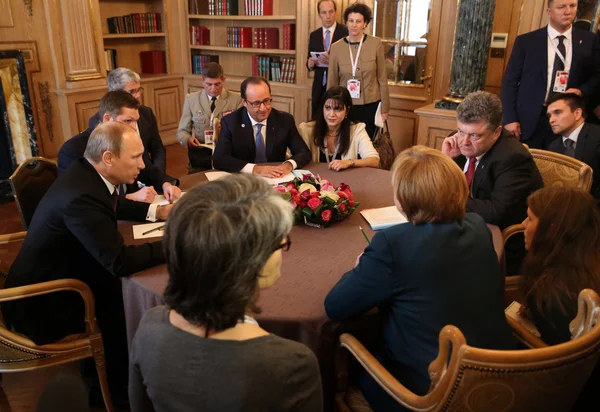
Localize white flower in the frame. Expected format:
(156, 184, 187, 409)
(298, 183, 317, 193)
(322, 191, 340, 202)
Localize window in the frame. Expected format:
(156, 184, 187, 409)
(372, 0, 431, 85)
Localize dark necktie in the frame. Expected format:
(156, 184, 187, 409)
(549, 35, 566, 98)
(564, 138, 575, 157)
(465, 157, 477, 188)
(210, 96, 217, 113)
(255, 123, 267, 163)
(112, 186, 119, 213)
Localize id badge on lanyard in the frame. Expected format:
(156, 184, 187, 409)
(347, 36, 364, 99)
(550, 35, 569, 93)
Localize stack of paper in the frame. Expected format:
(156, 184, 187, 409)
(360, 206, 407, 230)
(205, 170, 312, 185)
(132, 222, 165, 239)
(151, 192, 186, 206)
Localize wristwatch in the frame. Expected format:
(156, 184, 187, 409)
(350, 159, 355, 168)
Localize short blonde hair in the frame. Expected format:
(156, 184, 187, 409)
(392, 145, 468, 224)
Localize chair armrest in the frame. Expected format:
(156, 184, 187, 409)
(506, 314, 548, 348)
(339, 333, 427, 409)
(502, 224, 525, 246)
(0, 231, 27, 244)
(0, 279, 98, 335)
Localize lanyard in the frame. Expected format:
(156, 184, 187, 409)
(348, 35, 365, 78)
(324, 139, 340, 163)
(549, 34, 567, 66)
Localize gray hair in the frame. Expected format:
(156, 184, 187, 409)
(84, 121, 135, 163)
(107, 67, 141, 91)
(163, 174, 294, 330)
(456, 91, 503, 131)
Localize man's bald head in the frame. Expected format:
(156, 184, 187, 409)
(84, 121, 135, 163)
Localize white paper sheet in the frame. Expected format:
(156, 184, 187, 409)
(132, 222, 165, 239)
(505, 301, 541, 338)
(310, 51, 329, 67)
(360, 206, 407, 230)
(205, 171, 231, 181)
(151, 192, 186, 206)
(374, 101, 384, 128)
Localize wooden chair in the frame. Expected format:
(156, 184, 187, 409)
(9, 157, 58, 229)
(0, 279, 114, 412)
(0, 231, 27, 289)
(334, 289, 600, 412)
(529, 148, 592, 191)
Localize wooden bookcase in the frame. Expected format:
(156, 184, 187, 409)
(186, 1, 300, 85)
(98, 0, 169, 75)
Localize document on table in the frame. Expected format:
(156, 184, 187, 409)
(205, 171, 231, 181)
(360, 206, 407, 230)
(205, 170, 312, 185)
(132, 222, 165, 239)
(151, 192, 186, 206)
(505, 301, 541, 338)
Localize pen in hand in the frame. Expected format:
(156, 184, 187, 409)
(142, 224, 165, 236)
(359, 226, 371, 244)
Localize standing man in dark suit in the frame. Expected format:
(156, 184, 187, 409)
(59, 91, 181, 203)
(4, 122, 172, 408)
(89, 67, 168, 172)
(546, 92, 600, 201)
(213, 76, 311, 177)
(307, 0, 348, 119)
(500, 0, 600, 149)
(442, 91, 543, 274)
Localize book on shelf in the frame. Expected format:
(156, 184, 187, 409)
(360, 206, 407, 230)
(226, 27, 252, 48)
(107, 13, 162, 34)
(208, 0, 239, 15)
(189, 0, 209, 14)
(104, 49, 118, 72)
(140, 50, 166, 75)
(244, 0, 272, 15)
(190, 26, 210, 45)
(252, 28, 279, 49)
(252, 56, 295, 83)
(192, 54, 219, 75)
(282, 23, 296, 50)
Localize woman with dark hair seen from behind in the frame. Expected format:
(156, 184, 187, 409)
(325, 146, 515, 411)
(129, 174, 323, 412)
(521, 187, 600, 344)
(299, 86, 379, 171)
(327, 3, 390, 140)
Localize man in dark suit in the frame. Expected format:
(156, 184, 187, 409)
(546, 92, 600, 201)
(307, 0, 348, 119)
(213, 76, 311, 177)
(59, 90, 181, 203)
(500, 0, 600, 149)
(89, 67, 168, 172)
(4, 122, 172, 407)
(443, 91, 543, 274)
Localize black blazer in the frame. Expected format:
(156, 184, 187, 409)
(456, 129, 544, 230)
(89, 105, 167, 172)
(59, 122, 177, 193)
(548, 122, 600, 201)
(325, 214, 515, 407)
(501, 26, 600, 142)
(4, 158, 164, 344)
(213, 107, 311, 172)
(307, 24, 348, 114)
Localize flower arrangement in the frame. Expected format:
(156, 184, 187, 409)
(275, 174, 360, 227)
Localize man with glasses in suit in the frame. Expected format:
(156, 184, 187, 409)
(213, 76, 311, 177)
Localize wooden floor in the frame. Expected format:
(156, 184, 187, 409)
(0, 143, 188, 411)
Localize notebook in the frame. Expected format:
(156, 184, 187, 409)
(360, 206, 407, 230)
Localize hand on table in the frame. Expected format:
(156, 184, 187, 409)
(162, 183, 182, 202)
(329, 159, 353, 171)
(253, 165, 287, 178)
(127, 186, 157, 203)
(156, 203, 174, 221)
(441, 134, 461, 158)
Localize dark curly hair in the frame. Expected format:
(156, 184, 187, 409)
(343, 3, 372, 25)
(163, 174, 293, 333)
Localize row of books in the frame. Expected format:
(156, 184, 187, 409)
(208, 0, 239, 15)
(225, 27, 278, 49)
(190, 26, 210, 46)
(244, 0, 273, 16)
(107, 13, 162, 34)
(104, 49, 118, 72)
(282, 23, 295, 51)
(252, 56, 296, 84)
(140, 51, 167, 75)
(188, 0, 273, 16)
(191, 54, 220, 75)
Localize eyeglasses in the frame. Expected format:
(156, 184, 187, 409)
(273, 235, 292, 252)
(246, 98, 273, 109)
(125, 87, 143, 95)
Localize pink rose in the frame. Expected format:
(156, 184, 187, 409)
(348, 199, 355, 207)
(340, 183, 351, 192)
(286, 183, 295, 190)
(307, 197, 322, 211)
(274, 185, 286, 194)
(321, 209, 332, 222)
(300, 189, 312, 200)
(299, 201, 308, 208)
(338, 190, 348, 199)
(311, 191, 321, 198)
(290, 188, 299, 195)
(338, 203, 346, 212)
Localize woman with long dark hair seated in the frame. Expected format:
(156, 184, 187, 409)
(521, 187, 600, 344)
(129, 174, 323, 412)
(299, 86, 379, 172)
(325, 146, 515, 411)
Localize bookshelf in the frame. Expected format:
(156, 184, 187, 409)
(186, 0, 299, 84)
(98, 0, 169, 75)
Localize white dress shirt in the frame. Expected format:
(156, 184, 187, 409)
(546, 25, 573, 99)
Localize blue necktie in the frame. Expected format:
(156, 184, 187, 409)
(255, 123, 267, 163)
(323, 29, 331, 86)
